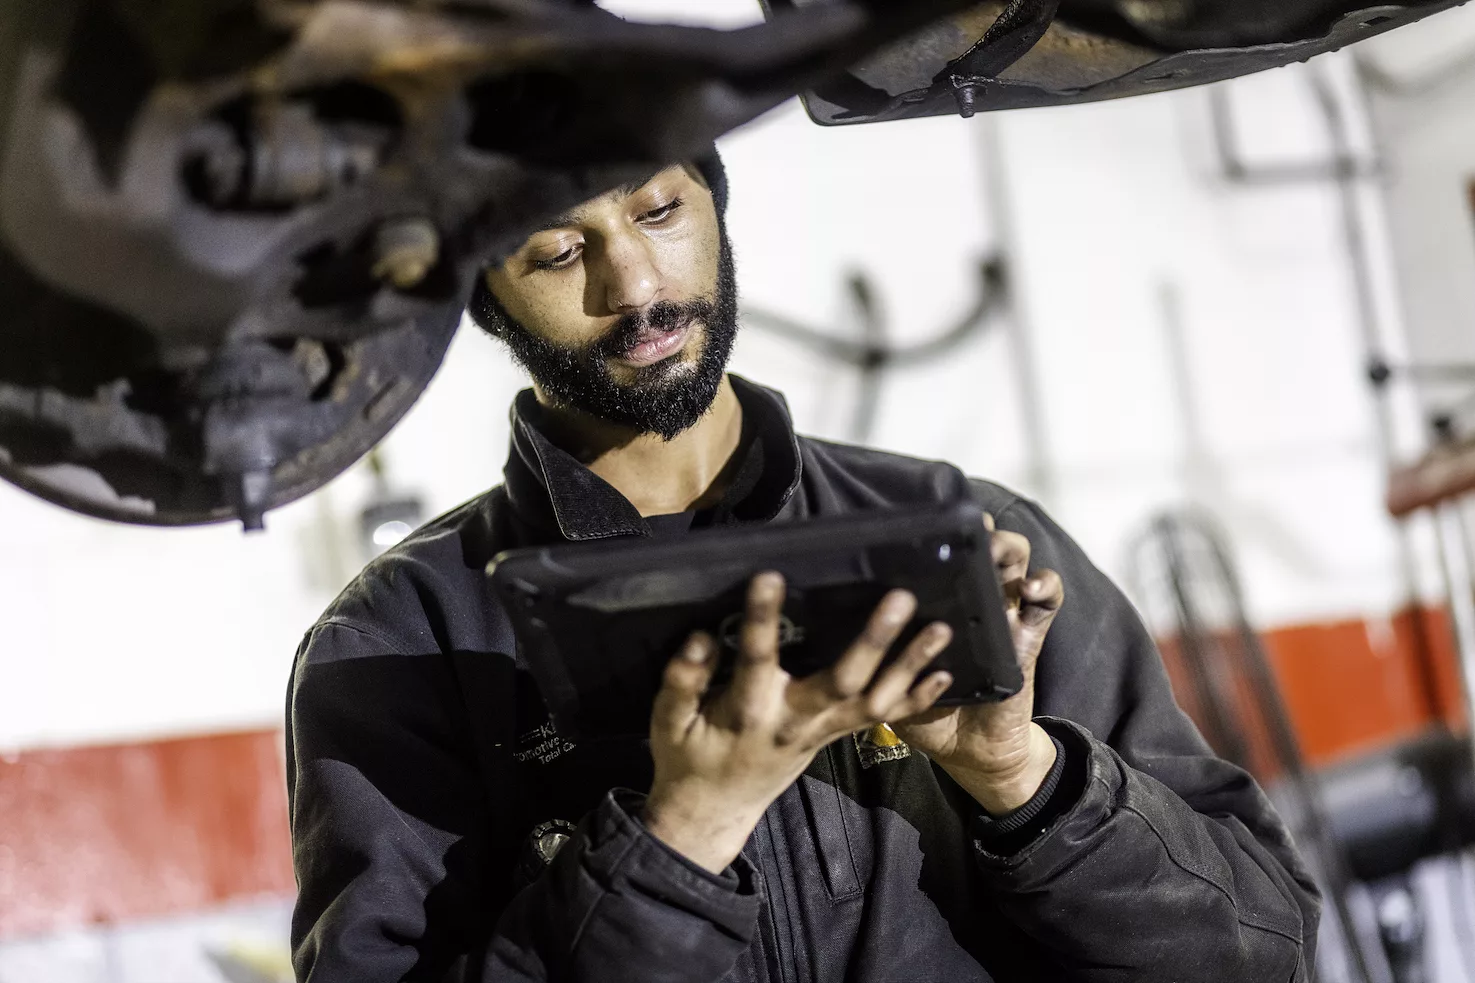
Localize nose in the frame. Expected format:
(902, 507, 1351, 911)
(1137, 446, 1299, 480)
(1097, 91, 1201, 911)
(594, 233, 661, 314)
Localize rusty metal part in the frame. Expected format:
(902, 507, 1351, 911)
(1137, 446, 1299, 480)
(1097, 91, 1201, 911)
(762, 0, 1469, 124)
(0, 0, 991, 528)
(945, 0, 1065, 117)
(372, 217, 440, 290)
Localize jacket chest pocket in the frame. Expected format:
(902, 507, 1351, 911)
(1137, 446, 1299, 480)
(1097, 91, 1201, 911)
(775, 744, 870, 902)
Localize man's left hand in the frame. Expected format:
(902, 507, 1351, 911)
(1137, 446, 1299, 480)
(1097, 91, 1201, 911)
(894, 513, 1065, 816)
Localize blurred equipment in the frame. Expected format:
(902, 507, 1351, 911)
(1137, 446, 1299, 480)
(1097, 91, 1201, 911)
(1133, 510, 1475, 982)
(1318, 732, 1475, 884)
(357, 449, 424, 558)
(1384, 388, 1475, 802)
(741, 255, 1007, 443)
(0, 1, 1466, 531)
(760, 0, 1466, 123)
(1129, 510, 1382, 983)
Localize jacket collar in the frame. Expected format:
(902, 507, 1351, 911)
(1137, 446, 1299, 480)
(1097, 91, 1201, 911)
(502, 374, 803, 542)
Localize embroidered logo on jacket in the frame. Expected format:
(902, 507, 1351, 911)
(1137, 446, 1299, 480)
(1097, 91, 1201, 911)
(514, 720, 576, 765)
(854, 723, 910, 769)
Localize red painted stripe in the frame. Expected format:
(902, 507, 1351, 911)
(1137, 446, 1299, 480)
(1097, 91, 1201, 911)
(0, 729, 292, 939)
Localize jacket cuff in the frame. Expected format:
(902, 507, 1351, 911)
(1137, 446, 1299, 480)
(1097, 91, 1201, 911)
(973, 717, 1092, 865)
(596, 789, 764, 933)
(972, 732, 1069, 856)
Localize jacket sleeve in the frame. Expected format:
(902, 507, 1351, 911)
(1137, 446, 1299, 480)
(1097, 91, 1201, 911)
(975, 492, 1322, 982)
(286, 620, 763, 983)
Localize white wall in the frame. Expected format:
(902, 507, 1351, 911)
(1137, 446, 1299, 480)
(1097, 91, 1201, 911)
(0, 0, 1453, 752)
(987, 62, 1419, 627)
(1363, 6, 1475, 414)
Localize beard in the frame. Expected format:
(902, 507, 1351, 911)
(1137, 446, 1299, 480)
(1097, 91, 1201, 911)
(474, 233, 739, 442)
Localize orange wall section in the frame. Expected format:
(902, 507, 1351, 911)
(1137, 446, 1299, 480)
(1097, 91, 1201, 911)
(1160, 606, 1469, 780)
(1262, 607, 1466, 765)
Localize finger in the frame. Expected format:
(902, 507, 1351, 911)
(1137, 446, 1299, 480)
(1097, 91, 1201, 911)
(1019, 569, 1064, 628)
(739, 572, 784, 660)
(861, 621, 952, 719)
(890, 669, 955, 722)
(982, 511, 996, 533)
(827, 590, 917, 699)
(1000, 573, 1023, 613)
(731, 572, 785, 708)
(991, 528, 1031, 586)
(651, 633, 718, 738)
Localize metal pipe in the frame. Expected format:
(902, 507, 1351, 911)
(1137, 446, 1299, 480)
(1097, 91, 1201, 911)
(977, 114, 1057, 504)
(1435, 503, 1475, 760)
(739, 259, 1005, 444)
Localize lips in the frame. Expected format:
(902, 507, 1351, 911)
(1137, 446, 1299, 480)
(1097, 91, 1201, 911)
(614, 321, 693, 368)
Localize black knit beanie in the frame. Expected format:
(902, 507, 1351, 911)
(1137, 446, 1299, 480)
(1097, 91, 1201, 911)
(470, 149, 728, 336)
(695, 148, 728, 220)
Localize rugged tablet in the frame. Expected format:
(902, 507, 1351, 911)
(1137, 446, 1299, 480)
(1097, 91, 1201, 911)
(488, 500, 1020, 741)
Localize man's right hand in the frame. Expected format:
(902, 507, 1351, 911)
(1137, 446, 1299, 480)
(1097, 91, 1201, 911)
(642, 572, 954, 874)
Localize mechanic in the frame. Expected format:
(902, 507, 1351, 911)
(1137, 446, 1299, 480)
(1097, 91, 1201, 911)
(286, 152, 1320, 982)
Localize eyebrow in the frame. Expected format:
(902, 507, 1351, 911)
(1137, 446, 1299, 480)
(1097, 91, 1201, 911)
(530, 179, 651, 235)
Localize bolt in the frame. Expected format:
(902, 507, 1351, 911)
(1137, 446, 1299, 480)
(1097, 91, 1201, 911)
(235, 470, 272, 532)
(952, 79, 980, 119)
(1432, 414, 1456, 442)
(372, 218, 440, 290)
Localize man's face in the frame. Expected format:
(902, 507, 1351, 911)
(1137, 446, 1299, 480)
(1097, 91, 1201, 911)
(478, 163, 738, 440)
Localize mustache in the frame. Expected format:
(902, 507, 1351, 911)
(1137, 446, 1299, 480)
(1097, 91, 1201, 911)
(592, 299, 716, 360)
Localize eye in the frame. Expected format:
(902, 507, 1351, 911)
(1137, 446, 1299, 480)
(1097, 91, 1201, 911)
(639, 197, 684, 225)
(533, 243, 583, 271)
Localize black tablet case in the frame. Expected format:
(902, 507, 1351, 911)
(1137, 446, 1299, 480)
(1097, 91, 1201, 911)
(488, 500, 1021, 740)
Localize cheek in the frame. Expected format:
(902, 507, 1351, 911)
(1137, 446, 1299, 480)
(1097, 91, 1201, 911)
(497, 273, 600, 348)
(655, 224, 721, 299)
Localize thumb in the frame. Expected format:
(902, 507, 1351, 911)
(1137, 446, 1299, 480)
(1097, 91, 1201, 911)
(651, 632, 718, 739)
(1016, 570, 1064, 651)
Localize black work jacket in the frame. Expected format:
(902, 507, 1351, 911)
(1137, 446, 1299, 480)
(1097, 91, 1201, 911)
(286, 376, 1320, 983)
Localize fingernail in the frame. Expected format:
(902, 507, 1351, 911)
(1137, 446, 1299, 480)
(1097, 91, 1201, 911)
(933, 671, 954, 690)
(683, 637, 709, 663)
(884, 591, 915, 623)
